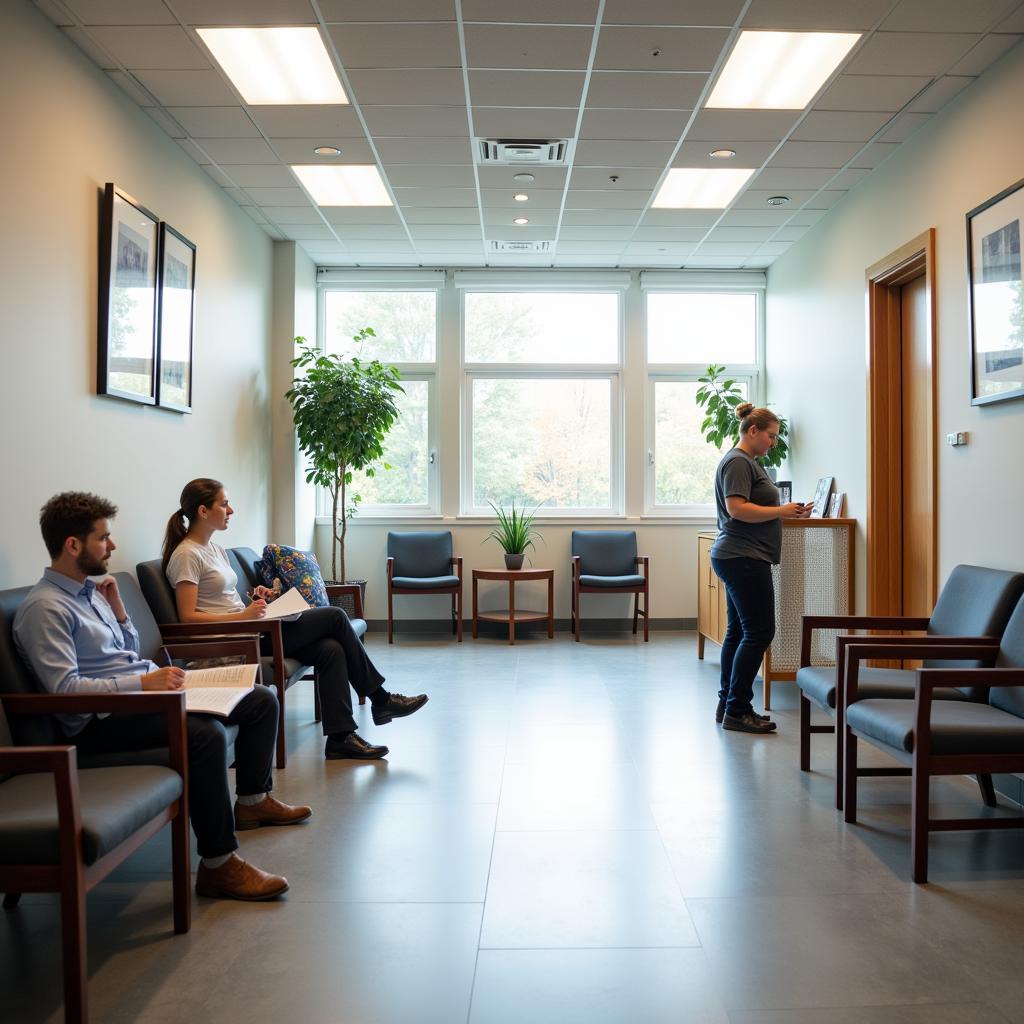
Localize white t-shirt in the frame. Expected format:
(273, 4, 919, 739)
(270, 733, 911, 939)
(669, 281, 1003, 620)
(165, 539, 246, 616)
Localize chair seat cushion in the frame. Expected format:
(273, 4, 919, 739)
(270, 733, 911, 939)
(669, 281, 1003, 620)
(260, 656, 307, 689)
(392, 575, 460, 590)
(0, 765, 182, 866)
(579, 574, 646, 588)
(847, 698, 1024, 755)
(796, 665, 972, 710)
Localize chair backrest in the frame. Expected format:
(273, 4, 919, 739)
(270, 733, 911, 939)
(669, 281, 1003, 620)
(989, 596, 1024, 717)
(113, 572, 167, 663)
(0, 585, 64, 746)
(136, 559, 181, 624)
(572, 530, 637, 577)
(230, 547, 261, 592)
(388, 531, 452, 578)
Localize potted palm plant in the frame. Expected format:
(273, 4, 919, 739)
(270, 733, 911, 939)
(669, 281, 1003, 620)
(286, 330, 403, 597)
(486, 500, 541, 570)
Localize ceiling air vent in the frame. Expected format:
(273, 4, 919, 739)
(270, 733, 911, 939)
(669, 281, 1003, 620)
(477, 139, 570, 164)
(489, 240, 552, 253)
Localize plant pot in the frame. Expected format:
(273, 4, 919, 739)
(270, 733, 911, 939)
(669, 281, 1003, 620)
(325, 578, 368, 619)
(504, 553, 525, 570)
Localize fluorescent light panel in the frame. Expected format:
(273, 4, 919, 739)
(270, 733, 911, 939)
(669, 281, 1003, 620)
(291, 165, 392, 206)
(197, 27, 347, 105)
(652, 168, 755, 209)
(707, 31, 860, 109)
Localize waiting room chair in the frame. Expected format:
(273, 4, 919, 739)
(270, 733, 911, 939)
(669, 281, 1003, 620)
(796, 564, 1024, 809)
(386, 531, 463, 644)
(570, 530, 649, 642)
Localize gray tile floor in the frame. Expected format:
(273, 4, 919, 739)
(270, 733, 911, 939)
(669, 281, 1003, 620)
(5, 632, 1024, 1023)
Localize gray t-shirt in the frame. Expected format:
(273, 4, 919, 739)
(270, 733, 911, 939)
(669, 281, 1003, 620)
(165, 539, 246, 615)
(710, 448, 782, 564)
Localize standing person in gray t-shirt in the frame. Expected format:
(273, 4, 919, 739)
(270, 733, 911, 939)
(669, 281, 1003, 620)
(710, 404, 811, 733)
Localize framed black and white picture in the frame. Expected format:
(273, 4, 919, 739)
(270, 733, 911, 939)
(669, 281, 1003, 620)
(967, 176, 1024, 406)
(156, 223, 196, 413)
(776, 480, 792, 505)
(827, 492, 846, 518)
(810, 476, 834, 519)
(98, 183, 159, 405)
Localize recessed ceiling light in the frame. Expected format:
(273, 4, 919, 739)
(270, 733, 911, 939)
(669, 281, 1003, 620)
(513, 193, 529, 202)
(197, 27, 348, 105)
(313, 145, 342, 156)
(707, 31, 860, 109)
(652, 168, 756, 209)
(709, 148, 737, 159)
(766, 195, 790, 206)
(291, 165, 392, 206)
(513, 217, 529, 225)
(513, 173, 535, 183)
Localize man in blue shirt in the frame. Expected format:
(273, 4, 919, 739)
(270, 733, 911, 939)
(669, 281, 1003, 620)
(14, 492, 312, 901)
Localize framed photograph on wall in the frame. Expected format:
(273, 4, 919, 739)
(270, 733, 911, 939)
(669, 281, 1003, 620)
(776, 480, 792, 504)
(967, 176, 1024, 406)
(810, 476, 834, 518)
(156, 223, 196, 413)
(98, 183, 158, 405)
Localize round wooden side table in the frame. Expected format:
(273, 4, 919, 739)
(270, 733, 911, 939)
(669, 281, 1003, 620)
(471, 567, 555, 645)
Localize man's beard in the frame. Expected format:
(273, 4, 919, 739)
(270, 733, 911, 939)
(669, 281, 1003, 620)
(76, 550, 108, 577)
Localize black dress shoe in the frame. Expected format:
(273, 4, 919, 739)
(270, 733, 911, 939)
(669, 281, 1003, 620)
(722, 712, 778, 734)
(371, 692, 429, 726)
(325, 732, 389, 760)
(717, 697, 770, 725)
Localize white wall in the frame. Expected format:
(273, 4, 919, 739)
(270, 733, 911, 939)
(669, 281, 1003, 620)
(767, 40, 1024, 607)
(0, 1, 274, 584)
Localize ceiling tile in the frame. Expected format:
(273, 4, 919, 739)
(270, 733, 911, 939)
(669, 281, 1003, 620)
(270, 137, 375, 162)
(771, 225, 811, 241)
(570, 166, 662, 189)
(848, 141, 901, 168)
(143, 106, 186, 138)
(106, 70, 155, 104)
(753, 166, 837, 189)
(133, 70, 236, 106)
(580, 108, 690, 141)
(949, 33, 1023, 75)
(385, 165, 477, 187)
(691, 241, 757, 255)
(684, 255, 747, 266)
(630, 226, 709, 240)
(347, 69, 465, 106)
(402, 207, 481, 223)
(219, 164, 299, 187)
(248, 186, 315, 205)
(62, 27, 116, 68)
(717, 208, 791, 226)
(565, 189, 652, 209)
(412, 239, 486, 252)
(574, 140, 677, 166)
(483, 225, 557, 240)
(741, 0, 893, 31)
(705, 225, 777, 242)
(462, 0, 598, 22)
(327, 23, 461, 68)
(603, 0, 742, 26)
(479, 189, 563, 209)
(341, 239, 416, 252)
(321, 207, 404, 224)
(88, 26, 210, 70)
(464, 25, 596, 69)
(689, 109, 797, 141)
(260, 206, 323, 224)
(790, 110, 893, 142)
(320, 0, 455, 19)
(558, 241, 629, 255)
(363, 107, 469, 137)
(877, 111, 932, 142)
(472, 107, 579, 138)
(672, 140, 777, 166)
(846, 32, 982, 76)
(476, 166, 567, 188)
(585, 70, 705, 108)
(594, 26, 730, 72)
(336, 225, 413, 239)
(907, 75, 974, 111)
(469, 70, 586, 107)
(804, 189, 848, 209)
(563, 209, 644, 224)
(199, 163, 235, 187)
(786, 209, 828, 226)
(167, 0, 318, 23)
(406, 224, 484, 239)
(174, 138, 211, 162)
(281, 225, 338, 241)
(375, 138, 474, 163)
(558, 225, 636, 240)
(997, 7, 1024, 31)
(249, 106, 365, 138)
(828, 166, 870, 188)
(393, 187, 478, 206)
(190, 138, 280, 162)
(881, 0, 1018, 33)
(814, 74, 932, 112)
(772, 140, 862, 166)
(166, 105, 259, 137)
(239, 205, 270, 225)
(640, 209, 720, 226)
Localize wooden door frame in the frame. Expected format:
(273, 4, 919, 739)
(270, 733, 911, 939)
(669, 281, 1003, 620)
(865, 228, 937, 615)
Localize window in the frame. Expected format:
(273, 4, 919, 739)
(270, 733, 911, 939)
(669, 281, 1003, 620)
(463, 291, 621, 514)
(319, 288, 438, 514)
(646, 290, 761, 512)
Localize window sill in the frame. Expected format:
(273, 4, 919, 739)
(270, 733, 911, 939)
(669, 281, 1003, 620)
(315, 515, 718, 527)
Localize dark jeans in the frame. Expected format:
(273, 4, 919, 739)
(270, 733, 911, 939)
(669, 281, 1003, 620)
(270, 607, 385, 736)
(710, 555, 776, 717)
(73, 684, 279, 859)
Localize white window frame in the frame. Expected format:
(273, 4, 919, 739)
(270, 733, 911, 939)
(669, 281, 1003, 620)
(642, 282, 765, 517)
(459, 285, 625, 517)
(316, 281, 440, 517)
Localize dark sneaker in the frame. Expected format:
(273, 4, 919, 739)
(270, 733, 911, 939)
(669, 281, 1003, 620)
(717, 697, 770, 725)
(371, 692, 428, 726)
(722, 711, 778, 734)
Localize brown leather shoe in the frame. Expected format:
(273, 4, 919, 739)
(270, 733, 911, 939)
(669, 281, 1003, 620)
(195, 854, 289, 901)
(234, 794, 313, 831)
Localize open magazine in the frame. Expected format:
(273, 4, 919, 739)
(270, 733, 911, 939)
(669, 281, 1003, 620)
(181, 663, 259, 717)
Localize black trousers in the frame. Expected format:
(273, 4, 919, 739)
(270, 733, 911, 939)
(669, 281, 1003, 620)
(73, 684, 279, 859)
(270, 607, 385, 736)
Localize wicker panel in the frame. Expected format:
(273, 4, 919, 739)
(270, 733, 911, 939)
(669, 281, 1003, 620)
(770, 523, 852, 673)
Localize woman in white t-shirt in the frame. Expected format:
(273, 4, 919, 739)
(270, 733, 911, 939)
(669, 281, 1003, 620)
(162, 478, 427, 760)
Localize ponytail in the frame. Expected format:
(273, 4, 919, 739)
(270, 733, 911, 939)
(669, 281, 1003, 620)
(161, 510, 188, 573)
(161, 478, 223, 573)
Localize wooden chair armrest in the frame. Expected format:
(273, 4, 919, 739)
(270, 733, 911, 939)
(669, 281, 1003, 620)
(800, 614, 931, 666)
(0, 745, 81, 849)
(635, 556, 650, 579)
(386, 557, 395, 584)
(163, 638, 261, 664)
(451, 556, 463, 582)
(915, 667, 1024, 690)
(325, 583, 364, 619)
(570, 555, 580, 581)
(160, 620, 284, 679)
(0, 744, 77, 774)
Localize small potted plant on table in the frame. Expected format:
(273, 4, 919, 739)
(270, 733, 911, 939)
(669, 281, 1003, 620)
(487, 500, 541, 570)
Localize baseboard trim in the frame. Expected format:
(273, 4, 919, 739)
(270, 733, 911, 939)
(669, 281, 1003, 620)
(367, 617, 697, 635)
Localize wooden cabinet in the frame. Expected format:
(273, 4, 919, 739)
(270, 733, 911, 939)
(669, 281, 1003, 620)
(697, 532, 727, 658)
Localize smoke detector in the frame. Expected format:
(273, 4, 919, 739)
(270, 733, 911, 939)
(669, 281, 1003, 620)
(477, 139, 571, 164)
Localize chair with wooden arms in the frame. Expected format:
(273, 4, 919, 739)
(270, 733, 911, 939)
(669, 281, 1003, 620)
(386, 531, 463, 644)
(570, 530, 650, 642)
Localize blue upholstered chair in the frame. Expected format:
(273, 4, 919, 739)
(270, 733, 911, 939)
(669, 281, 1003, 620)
(570, 530, 650, 642)
(386, 531, 463, 644)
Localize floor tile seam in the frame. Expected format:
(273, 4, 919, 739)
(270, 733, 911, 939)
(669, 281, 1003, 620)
(476, 942, 705, 951)
(277, 897, 488, 905)
(724, 998, 1007, 1012)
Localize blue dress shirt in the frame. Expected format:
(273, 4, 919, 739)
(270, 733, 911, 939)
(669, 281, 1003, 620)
(13, 568, 157, 735)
